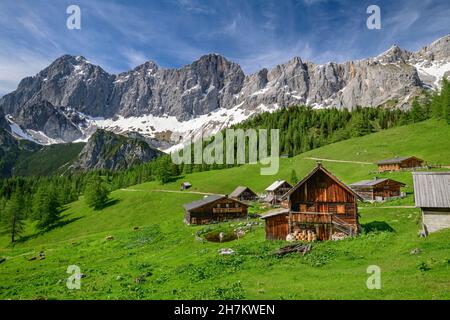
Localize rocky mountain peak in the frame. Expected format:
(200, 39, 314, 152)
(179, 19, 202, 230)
(71, 129, 163, 171)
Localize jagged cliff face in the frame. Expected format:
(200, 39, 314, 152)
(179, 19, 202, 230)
(1, 35, 449, 148)
(71, 129, 163, 171)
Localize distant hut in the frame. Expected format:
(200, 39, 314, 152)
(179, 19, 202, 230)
(180, 182, 192, 190)
(377, 156, 424, 172)
(229, 186, 258, 202)
(413, 172, 450, 235)
(261, 164, 362, 241)
(350, 178, 406, 201)
(264, 180, 293, 205)
(183, 195, 249, 225)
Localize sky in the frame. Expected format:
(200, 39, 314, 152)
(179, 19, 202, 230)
(0, 0, 449, 95)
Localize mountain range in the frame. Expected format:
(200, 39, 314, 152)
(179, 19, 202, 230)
(0, 34, 449, 151)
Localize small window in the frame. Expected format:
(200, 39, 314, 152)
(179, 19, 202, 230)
(217, 204, 221, 208)
(226, 203, 230, 208)
(235, 203, 240, 208)
(337, 205, 345, 214)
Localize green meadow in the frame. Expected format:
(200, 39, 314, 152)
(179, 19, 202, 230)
(1, 119, 449, 299)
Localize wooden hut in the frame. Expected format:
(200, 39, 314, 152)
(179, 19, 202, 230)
(180, 182, 192, 190)
(350, 178, 406, 201)
(183, 195, 249, 225)
(377, 156, 424, 172)
(262, 163, 362, 241)
(264, 180, 293, 205)
(413, 172, 450, 235)
(229, 186, 258, 202)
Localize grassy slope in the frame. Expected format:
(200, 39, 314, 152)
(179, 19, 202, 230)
(0, 119, 449, 299)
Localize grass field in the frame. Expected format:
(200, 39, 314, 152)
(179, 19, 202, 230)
(1, 119, 449, 300)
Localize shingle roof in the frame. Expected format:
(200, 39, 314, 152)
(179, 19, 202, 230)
(260, 208, 290, 219)
(183, 194, 225, 211)
(377, 156, 422, 165)
(229, 186, 257, 198)
(283, 164, 362, 200)
(413, 172, 450, 208)
(265, 180, 291, 192)
(350, 178, 405, 188)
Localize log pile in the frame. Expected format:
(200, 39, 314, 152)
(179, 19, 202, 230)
(275, 243, 312, 256)
(290, 230, 317, 242)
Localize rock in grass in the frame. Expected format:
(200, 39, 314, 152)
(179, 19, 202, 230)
(105, 235, 114, 241)
(410, 248, 422, 255)
(218, 248, 235, 255)
(0, 257, 5, 264)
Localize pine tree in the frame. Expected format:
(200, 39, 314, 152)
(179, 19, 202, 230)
(84, 176, 110, 210)
(290, 169, 299, 185)
(32, 186, 60, 229)
(441, 78, 450, 123)
(411, 99, 425, 123)
(1, 190, 26, 243)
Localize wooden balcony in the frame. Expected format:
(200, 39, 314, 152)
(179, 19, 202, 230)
(212, 207, 243, 214)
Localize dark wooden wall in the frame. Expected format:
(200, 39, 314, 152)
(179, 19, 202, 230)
(265, 214, 289, 240)
(185, 198, 248, 225)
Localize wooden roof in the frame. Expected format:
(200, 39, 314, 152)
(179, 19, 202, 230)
(260, 208, 290, 219)
(265, 180, 292, 192)
(350, 178, 406, 188)
(229, 186, 257, 198)
(183, 195, 250, 211)
(283, 163, 363, 200)
(377, 156, 423, 165)
(413, 172, 450, 208)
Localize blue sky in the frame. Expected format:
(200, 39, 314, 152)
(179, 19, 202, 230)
(0, 0, 449, 95)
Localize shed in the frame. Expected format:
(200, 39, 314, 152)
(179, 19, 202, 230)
(262, 163, 361, 241)
(229, 186, 258, 202)
(377, 156, 424, 172)
(183, 195, 249, 225)
(264, 180, 292, 205)
(350, 178, 406, 201)
(413, 172, 450, 234)
(181, 182, 192, 190)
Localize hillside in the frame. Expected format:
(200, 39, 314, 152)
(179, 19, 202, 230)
(0, 119, 449, 299)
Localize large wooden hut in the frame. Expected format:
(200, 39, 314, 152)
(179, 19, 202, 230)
(413, 172, 450, 235)
(377, 156, 424, 172)
(264, 180, 293, 205)
(183, 195, 249, 225)
(350, 178, 405, 201)
(262, 164, 362, 241)
(229, 186, 258, 202)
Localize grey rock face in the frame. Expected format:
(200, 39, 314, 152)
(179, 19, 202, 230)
(15, 100, 84, 142)
(0, 34, 449, 145)
(72, 129, 163, 171)
(0, 109, 10, 132)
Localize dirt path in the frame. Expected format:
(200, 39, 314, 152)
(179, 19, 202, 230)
(304, 157, 374, 165)
(360, 206, 416, 209)
(121, 188, 215, 195)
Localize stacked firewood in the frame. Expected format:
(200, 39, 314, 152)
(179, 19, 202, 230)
(291, 229, 317, 242)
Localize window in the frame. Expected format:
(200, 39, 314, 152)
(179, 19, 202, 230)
(217, 204, 221, 208)
(337, 205, 345, 214)
(226, 203, 230, 208)
(235, 203, 240, 208)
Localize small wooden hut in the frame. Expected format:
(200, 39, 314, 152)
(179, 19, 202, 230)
(183, 195, 249, 225)
(264, 180, 292, 205)
(180, 182, 192, 190)
(350, 178, 405, 201)
(377, 156, 424, 172)
(229, 186, 258, 202)
(262, 163, 362, 241)
(413, 172, 450, 235)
